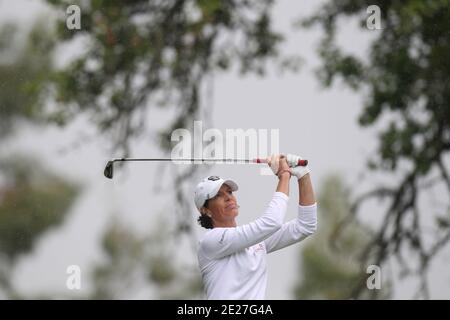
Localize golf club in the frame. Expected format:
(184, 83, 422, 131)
(104, 158, 309, 179)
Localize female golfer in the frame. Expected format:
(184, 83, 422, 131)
(194, 154, 317, 299)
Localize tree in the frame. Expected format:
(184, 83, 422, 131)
(0, 20, 55, 137)
(0, 21, 79, 299)
(44, 0, 284, 153)
(294, 175, 391, 299)
(0, 155, 80, 298)
(302, 0, 450, 298)
(89, 216, 203, 299)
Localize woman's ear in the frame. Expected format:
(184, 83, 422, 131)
(200, 207, 212, 218)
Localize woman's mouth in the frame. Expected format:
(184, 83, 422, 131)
(225, 203, 237, 210)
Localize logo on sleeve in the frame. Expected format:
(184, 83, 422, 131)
(253, 243, 265, 254)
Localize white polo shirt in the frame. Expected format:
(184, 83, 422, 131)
(197, 192, 317, 300)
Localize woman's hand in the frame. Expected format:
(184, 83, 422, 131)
(268, 154, 291, 178)
(287, 154, 310, 180)
(269, 154, 291, 196)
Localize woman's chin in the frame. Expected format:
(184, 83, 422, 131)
(225, 207, 238, 215)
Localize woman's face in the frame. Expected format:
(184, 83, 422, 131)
(206, 184, 239, 227)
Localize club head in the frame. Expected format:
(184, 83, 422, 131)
(104, 161, 114, 179)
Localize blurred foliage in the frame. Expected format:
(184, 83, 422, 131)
(0, 156, 79, 260)
(0, 155, 80, 296)
(0, 19, 80, 298)
(294, 175, 391, 299)
(302, 0, 450, 298)
(303, 0, 450, 173)
(44, 0, 284, 154)
(90, 216, 202, 299)
(0, 20, 56, 138)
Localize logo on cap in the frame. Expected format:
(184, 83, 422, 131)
(208, 176, 220, 181)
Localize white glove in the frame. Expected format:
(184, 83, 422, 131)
(287, 154, 310, 180)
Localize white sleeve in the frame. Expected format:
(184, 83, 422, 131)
(264, 202, 317, 254)
(199, 192, 289, 260)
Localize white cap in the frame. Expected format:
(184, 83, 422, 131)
(194, 176, 239, 211)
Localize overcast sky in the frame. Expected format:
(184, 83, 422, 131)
(1, 0, 449, 299)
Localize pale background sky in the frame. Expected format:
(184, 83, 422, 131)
(1, 0, 449, 299)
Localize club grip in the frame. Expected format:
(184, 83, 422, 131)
(255, 158, 308, 166)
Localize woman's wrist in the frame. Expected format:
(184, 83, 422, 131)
(277, 169, 291, 179)
(276, 169, 290, 195)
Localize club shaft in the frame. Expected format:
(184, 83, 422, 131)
(112, 158, 308, 166)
